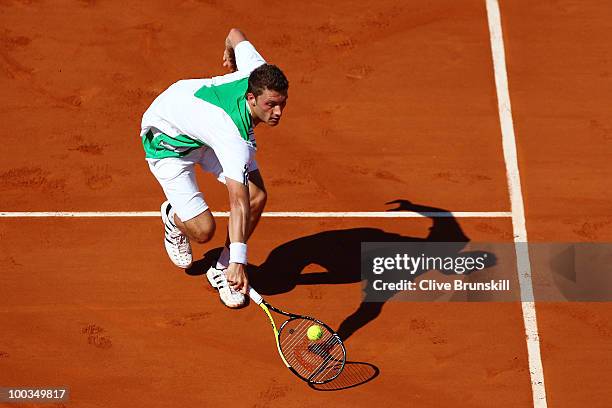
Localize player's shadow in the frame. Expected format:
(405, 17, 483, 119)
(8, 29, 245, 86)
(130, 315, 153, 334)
(189, 199, 497, 341)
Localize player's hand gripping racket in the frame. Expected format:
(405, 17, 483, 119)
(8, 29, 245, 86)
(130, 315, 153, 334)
(248, 287, 346, 384)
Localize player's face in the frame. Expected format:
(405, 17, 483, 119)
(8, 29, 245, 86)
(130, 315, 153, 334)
(248, 89, 287, 126)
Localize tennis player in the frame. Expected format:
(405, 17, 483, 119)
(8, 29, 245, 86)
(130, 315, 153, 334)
(140, 28, 289, 308)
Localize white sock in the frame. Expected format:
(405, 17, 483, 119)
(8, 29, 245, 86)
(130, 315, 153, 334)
(216, 246, 230, 269)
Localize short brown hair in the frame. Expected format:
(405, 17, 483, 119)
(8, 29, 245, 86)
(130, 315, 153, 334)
(247, 64, 289, 97)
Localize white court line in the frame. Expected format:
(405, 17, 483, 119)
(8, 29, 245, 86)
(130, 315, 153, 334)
(0, 211, 512, 218)
(486, 1, 548, 407)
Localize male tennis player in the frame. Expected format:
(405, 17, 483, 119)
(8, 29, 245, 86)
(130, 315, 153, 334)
(140, 28, 289, 308)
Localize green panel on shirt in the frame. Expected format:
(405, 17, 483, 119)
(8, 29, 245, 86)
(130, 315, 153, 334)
(142, 130, 206, 159)
(193, 77, 253, 141)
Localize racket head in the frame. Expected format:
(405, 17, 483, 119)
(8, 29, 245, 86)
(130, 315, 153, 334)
(277, 316, 346, 384)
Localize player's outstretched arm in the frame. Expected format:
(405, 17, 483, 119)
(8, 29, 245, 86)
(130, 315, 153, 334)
(224, 177, 251, 293)
(223, 28, 248, 72)
(226, 28, 248, 49)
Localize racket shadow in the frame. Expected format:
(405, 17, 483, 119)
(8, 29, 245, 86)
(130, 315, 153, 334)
(307, 361, 380, 391)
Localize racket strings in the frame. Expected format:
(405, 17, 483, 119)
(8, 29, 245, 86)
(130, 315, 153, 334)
(280, 319, 331, 372)
(278, 318, 345, 383)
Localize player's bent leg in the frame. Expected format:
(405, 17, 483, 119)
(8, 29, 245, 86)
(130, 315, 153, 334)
(148, 150, 211, 269)
(174, 209, 216, 244)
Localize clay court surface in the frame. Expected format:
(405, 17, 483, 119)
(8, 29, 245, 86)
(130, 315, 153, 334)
(1, 0, 611, 407)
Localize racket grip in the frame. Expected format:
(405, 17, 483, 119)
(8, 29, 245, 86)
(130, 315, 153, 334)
(248, 286, 264, 305)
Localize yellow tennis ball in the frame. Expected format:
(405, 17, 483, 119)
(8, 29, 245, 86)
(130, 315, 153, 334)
(307, 324, 323, 341)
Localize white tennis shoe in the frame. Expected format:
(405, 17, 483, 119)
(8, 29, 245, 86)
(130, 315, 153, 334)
(160, 201, 193, 268)
(206, 266, 246, 308)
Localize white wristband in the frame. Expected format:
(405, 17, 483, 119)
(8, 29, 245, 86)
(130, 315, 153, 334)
(229, 242, 247, 265)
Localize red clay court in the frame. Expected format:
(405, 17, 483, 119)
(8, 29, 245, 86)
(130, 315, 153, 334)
(1, 0, 611, 407)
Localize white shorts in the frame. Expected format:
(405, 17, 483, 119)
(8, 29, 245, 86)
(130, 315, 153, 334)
(147, 147, 258, 222)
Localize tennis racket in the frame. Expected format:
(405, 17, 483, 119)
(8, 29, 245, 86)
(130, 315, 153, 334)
(248, 287, 346, 384)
